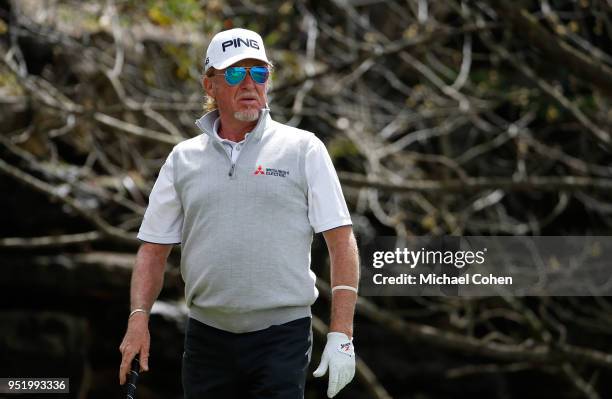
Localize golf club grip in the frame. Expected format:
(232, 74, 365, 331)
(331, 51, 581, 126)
(126, 355, 140, 399)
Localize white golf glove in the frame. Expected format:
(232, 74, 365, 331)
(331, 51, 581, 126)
(313, 332, 356, 398)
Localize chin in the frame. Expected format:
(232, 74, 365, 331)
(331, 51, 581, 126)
(234, 109, 260, 122)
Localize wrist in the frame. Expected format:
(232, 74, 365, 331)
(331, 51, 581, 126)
(128, 308, 149, 320)
(328, 330, 352, 340)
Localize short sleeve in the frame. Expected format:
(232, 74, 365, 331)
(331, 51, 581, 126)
(137, 150, 184, 244)
(305, 136, 352, 233)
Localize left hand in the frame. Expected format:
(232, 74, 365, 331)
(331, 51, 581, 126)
(313, 332, 356, 398)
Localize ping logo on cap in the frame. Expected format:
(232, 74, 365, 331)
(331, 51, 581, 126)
(204, 28, 270, 71)
(221, 38, 260, 52)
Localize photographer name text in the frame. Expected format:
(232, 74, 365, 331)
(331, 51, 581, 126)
(373, 273, 512, 285)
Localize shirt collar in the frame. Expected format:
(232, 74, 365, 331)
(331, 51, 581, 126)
(195, 107, 271, 142)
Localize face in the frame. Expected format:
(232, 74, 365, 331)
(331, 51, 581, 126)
(204, 59, 269, 123)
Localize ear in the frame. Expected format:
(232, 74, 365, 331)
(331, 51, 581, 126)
(203, 75, 215, 98)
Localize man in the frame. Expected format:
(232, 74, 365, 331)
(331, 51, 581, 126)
(119, 28, 359, 399)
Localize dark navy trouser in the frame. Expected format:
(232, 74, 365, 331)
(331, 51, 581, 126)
(182, 316, 312, 399)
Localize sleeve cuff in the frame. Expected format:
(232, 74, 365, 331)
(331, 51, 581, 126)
(137, 231, 181, 244)
(313, 218, 353, 234)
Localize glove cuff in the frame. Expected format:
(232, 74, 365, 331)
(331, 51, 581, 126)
(327, 332, 352, 341)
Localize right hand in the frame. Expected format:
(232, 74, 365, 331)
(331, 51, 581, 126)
(118, 313, 150, 385)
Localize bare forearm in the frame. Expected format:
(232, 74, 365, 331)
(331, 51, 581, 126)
(130, 243, 172, 312)
(325, 227, 360, 338)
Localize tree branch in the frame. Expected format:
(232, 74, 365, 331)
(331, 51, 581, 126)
(490, 1, 612, 97)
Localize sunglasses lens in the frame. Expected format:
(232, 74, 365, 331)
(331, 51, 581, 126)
(250, 67, 269, 84)
(225, 67, 246, 85)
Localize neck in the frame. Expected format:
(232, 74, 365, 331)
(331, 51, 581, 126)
(217, 112, 259, 142)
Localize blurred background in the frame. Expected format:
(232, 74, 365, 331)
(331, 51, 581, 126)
(1, 0, 612, 398)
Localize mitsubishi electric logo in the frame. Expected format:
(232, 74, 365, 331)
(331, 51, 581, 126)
(254, 165, 265, 175)
(253, 165, 290, 177)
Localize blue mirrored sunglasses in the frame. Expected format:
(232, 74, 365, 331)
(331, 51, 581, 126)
(216, 66, 270, 86)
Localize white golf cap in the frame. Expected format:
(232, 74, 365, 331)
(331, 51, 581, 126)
(204, 28, 271, 72)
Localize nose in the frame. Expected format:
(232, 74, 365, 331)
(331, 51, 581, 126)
(240, 71, 256, 88)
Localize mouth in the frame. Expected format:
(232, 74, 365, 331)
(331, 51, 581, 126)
(237, 94, 259, 102)
(237, 99, 259, 107)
